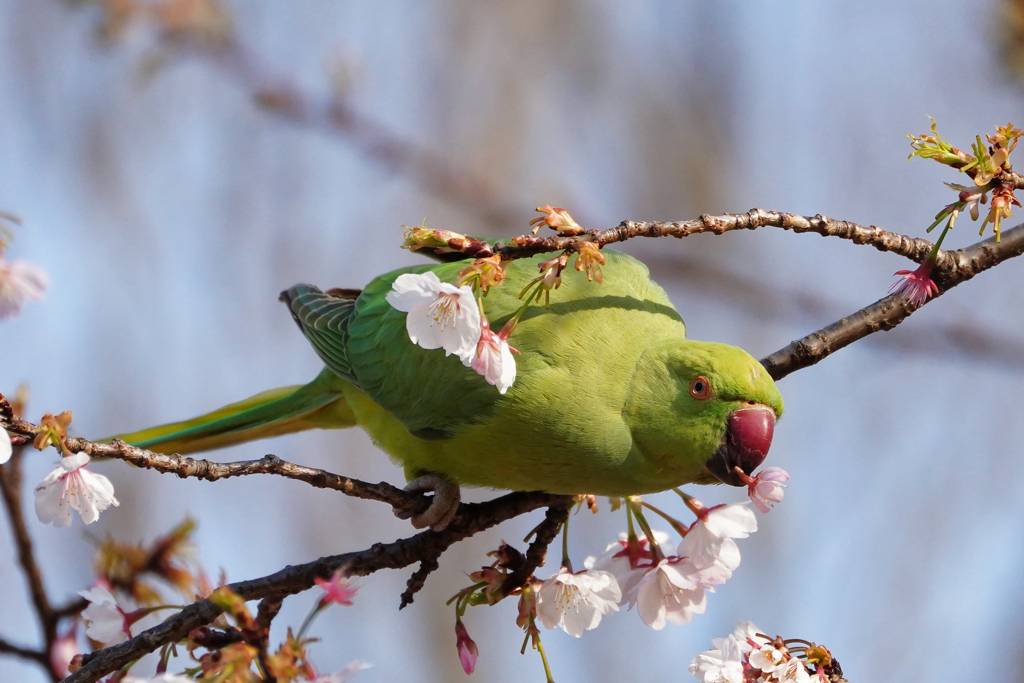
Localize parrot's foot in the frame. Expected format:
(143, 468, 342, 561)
(395, 473, 461, 531)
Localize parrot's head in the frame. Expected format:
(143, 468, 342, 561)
(624, 339, 784, 490)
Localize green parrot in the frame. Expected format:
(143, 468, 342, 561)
(114, 249, 783, 530)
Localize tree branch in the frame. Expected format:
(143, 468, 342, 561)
(65, 491, 570, 683)
(484, 208, 939, 261)
(0, 433, 431, 519)
(760, 221, 1024, 380)
(0, 445, 60, 681)
(0, 636, 49, 668)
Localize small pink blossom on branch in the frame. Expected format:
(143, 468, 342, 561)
(315, 568, 358, 607)
(889, 258, 939, 307)
(735, 467, 790, 513)
(454, 618, 478, 674)
(464, 318, 517, 393)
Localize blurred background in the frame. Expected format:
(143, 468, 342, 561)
(2, 0, 1024, 681)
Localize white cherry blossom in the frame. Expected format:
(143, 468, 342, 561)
(623, 558, 707, 630)
(79, 587, 131, 646)
(34, 453, 119, 527)
(690, 631, 746, 683)
(536, 567, 621, 637)
(386, 271, 481, 363)
(750, 644, 788, 675)
(681, 504, 756, 570)
(0, 427, 11, 465)
(0, 256, 48, 318)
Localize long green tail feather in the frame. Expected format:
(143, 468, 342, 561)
(113, 369, 356, 455)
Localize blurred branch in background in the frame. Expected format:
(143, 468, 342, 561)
(60, 0, 1024, 377)
(64, 0, 523, 229)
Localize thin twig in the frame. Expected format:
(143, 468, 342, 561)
(0, 445, 60, 681)
(66, 491, 570, 683)
(476, 209, 939, 262)
(399, 558, 440, 610)
(0, 636, 49, 667)
(501, 502, 571, 597)
(0, 431, 429, 518)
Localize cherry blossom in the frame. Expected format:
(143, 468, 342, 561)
(0, 255, 48, 318)
(49, 626, 78, 678)
(680, 504, 756, 570)
(744, 467, 790, 513)
(34, 453, 120, 527)
(122, 675, 197, 683)
(315, 568, 358, 607)
(689, 629, 745, 683)
(889, 258, 938, 307)
(623, 558, 707, 630)
(691, 622, 772, 683)
(0, 427, 11, 465)
(465, 319, 517, 394)
(78, 587, 131, 646)
(386, 271, 481, 363)
(750, 644, 788, 675)
(584, 530, 670, 579)
(454, 619, 478, 674)
(536, 567, 621, 637)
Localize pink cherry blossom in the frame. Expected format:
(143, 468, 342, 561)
(0, 256, 48, 318)
(536, 567, 621, 637)
(49, 626, 78, 678)
(454, 619, 478, 674)
(746, 467, 789, 513)
(889, 259, 938, 307)
(465, 319, 517, 394)
(386, 271, 481, 363)
(34, 453, 119, 527)
(315, 568, 358, 607)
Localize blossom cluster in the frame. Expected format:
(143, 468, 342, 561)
(892, 120, 1024, 306)
(388, 209, 602, 394)
(690, 621, 841, 683)
(452, 471, 790, 676)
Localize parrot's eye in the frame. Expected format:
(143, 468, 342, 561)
(690, 376, 711, 400)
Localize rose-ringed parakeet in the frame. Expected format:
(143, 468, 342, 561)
(115, 249, 783, 530)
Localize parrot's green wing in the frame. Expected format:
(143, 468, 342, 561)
(280, 286, 360, 383)
(283, 250, 686, 440)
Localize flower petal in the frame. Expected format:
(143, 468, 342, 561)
(0, 428, 11, 465)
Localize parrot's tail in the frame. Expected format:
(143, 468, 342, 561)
(111, 369, 357, 455)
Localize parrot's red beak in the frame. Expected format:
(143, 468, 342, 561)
(704, 405, 776, 487)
